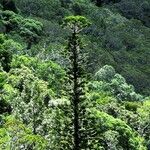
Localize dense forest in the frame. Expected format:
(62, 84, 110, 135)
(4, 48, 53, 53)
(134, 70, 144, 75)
(0, 0, 150, 149)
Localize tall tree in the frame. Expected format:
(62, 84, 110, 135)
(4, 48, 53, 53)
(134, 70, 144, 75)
(63, 16, 90, 150)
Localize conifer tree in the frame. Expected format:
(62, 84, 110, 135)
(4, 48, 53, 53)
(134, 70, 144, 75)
(63, 16, 90, 150)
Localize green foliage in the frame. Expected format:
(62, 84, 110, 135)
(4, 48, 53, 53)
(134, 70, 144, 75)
(11, 55, 65, 95)
(0, 71, 7, 89)
(116, 0, 150, 27)
(93, 65, 143, 101)
(0, 34, 22, 71)
(86, 7, 150, 95)
(12, 0, 150, 95)
(86, 108, 146, 149)
(1, 66, 57, 146)
(62, 15, 91, 149)
(0, 65, 70, 149)
(63, 15, 91, 32)
(137, 99, 150, 148)
(0, 0, 149, 149)
(20, 18, 43, 49)
(14, 0, 70, 21)
(0, 71, 12, 114)
(0, 20, 5, 33)
(124, 101, 141, 112)
(88, 91, 139, 126)
(95, 65, 116, 82)
(0, 116, 47, 149)
(1, 10, 43, 49)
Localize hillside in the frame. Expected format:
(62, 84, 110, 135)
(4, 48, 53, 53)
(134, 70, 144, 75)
(11, 0, 150, 95)
(0, 0, 150, 149)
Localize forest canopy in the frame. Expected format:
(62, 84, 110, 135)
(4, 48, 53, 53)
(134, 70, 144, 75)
(0, 0, 150, 149)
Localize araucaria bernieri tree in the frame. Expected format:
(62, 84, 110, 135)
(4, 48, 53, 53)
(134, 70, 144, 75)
(63, 16, 91, 150)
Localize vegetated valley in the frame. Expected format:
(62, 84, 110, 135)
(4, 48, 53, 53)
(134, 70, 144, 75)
(0, 0, 150, 149)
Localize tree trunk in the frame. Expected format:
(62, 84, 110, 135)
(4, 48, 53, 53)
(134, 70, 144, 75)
(72, 32, 80, 150)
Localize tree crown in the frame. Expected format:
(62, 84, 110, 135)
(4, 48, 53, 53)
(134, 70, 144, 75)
(62, 15, 91, 33)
